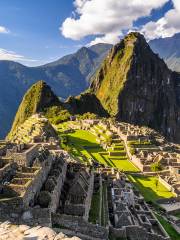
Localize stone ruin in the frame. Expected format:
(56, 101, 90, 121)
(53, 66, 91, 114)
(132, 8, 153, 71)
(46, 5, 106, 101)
(0, 118, 179, 239)
(0, 141, 67, 227)
(159, 166, 180, 196)
(58, 163, 94, 220)
(106, 121, 180, 196)
(9, 114, 58, 144)
(105, 169, 170, 240)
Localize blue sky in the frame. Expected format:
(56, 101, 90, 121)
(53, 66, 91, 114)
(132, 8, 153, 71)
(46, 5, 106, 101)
(0, 0, 178, 66)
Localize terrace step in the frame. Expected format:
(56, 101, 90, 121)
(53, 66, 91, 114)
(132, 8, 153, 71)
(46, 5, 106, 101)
(109, 151, 126, 157)
(111, 146, 125, 151)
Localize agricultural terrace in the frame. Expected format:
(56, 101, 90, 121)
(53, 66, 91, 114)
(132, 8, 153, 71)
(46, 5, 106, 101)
(60, 128, 138, 172)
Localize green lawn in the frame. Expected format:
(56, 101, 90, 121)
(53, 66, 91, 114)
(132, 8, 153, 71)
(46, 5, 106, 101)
(89, 190, 100, 224)
(110, 159, 139, 172)
(156, 214, 180, 240)
(63, 129, 139, 172)
(128, 175, 175, 202)
(67, 129, 98, 146)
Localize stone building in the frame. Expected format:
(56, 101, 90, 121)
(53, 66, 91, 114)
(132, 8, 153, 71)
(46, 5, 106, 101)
(108, 173, 170, 239)
(61, 164, 94, 220)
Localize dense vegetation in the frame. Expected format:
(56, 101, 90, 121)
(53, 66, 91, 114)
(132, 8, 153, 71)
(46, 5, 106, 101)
(91, 33, 136, 116)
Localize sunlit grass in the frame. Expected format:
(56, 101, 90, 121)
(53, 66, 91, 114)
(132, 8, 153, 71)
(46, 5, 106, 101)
(128, 175, 175, 201)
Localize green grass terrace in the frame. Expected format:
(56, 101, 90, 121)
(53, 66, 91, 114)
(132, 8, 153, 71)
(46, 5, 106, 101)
(57, 123, 175, 205)
(128, 175, 175, 202)
(60, 129, 139, 173)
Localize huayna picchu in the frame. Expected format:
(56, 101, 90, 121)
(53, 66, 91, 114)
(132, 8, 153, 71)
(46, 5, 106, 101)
(91, 32, 180, 143)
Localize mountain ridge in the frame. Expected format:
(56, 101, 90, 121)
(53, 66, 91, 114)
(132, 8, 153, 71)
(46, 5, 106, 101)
(7, 80, 108, 139)
(0, 43, 112, 138)
(149, 33, 180, 72)
(91, 32, 180, 143)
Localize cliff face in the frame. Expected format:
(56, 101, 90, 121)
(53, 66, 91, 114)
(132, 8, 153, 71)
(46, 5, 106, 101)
(91, 32, 180, 142)
(8, 80, 62, 138)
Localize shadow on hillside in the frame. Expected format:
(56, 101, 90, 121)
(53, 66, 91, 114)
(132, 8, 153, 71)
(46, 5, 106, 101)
(67, 135, 99, 147)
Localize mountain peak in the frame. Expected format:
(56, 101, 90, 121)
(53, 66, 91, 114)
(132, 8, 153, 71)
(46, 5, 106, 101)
(91, 32, 180, 142)
(8, 80, 61, 138)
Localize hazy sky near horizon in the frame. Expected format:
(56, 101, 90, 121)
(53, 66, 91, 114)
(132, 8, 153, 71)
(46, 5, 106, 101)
(0, 0, 178, 66)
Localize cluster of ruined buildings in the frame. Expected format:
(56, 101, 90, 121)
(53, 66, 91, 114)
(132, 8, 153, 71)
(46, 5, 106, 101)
(76, 119, 180, 197)
(8, 114, 57, 144)
(0, 115, 179, 239)
(0, 140, 171, 240)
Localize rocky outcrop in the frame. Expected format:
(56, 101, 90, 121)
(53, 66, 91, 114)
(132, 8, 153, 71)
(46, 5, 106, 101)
(91, 32, 180, 143)
(65, 92, 109, 117)
(0, 222, 81, 240)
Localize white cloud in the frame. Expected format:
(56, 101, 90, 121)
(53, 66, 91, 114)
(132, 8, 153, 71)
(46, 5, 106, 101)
(61, 0, 169, 44)
(88, 32, 121, 46)
(140, 0, 180, 40)
(0, 48, 37, 63)
(0, 26, 10, 34)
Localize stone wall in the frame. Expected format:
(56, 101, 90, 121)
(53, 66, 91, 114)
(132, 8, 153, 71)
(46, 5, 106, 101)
(64, 204, 85, 216)
(21, 208, 51, 226)
(0, 201, 51, 226)
(22, 154, 53, 207)
(84, 172, 94, 221)
(52, 214, 108, 239)
(10, 144, 40, 166)
(158, 176, 177, 196)
(110, 225, 170, 240)
(49, 162, 67, 213)
(0, 153, 53, 211)
(0, 162, 16, 180)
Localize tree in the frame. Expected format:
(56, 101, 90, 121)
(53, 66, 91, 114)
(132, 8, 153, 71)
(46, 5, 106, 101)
(150, 162, 162, 172)
(105, 136, 112, 147)
(150, 162, 163, 190)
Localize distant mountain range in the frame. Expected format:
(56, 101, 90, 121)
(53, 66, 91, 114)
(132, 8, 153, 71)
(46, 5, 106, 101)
(149, 33, 180, 72)
(0, 43, 111, 138)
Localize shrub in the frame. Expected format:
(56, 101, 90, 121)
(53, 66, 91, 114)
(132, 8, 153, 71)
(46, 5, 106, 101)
(130, 148, 135, 155)
(150, 162, 162, 172)
(38, 191, 51, 207)
(45, 178, 56, 192)
(44, 106, 71, 124)
(76, 112, 98, 120)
